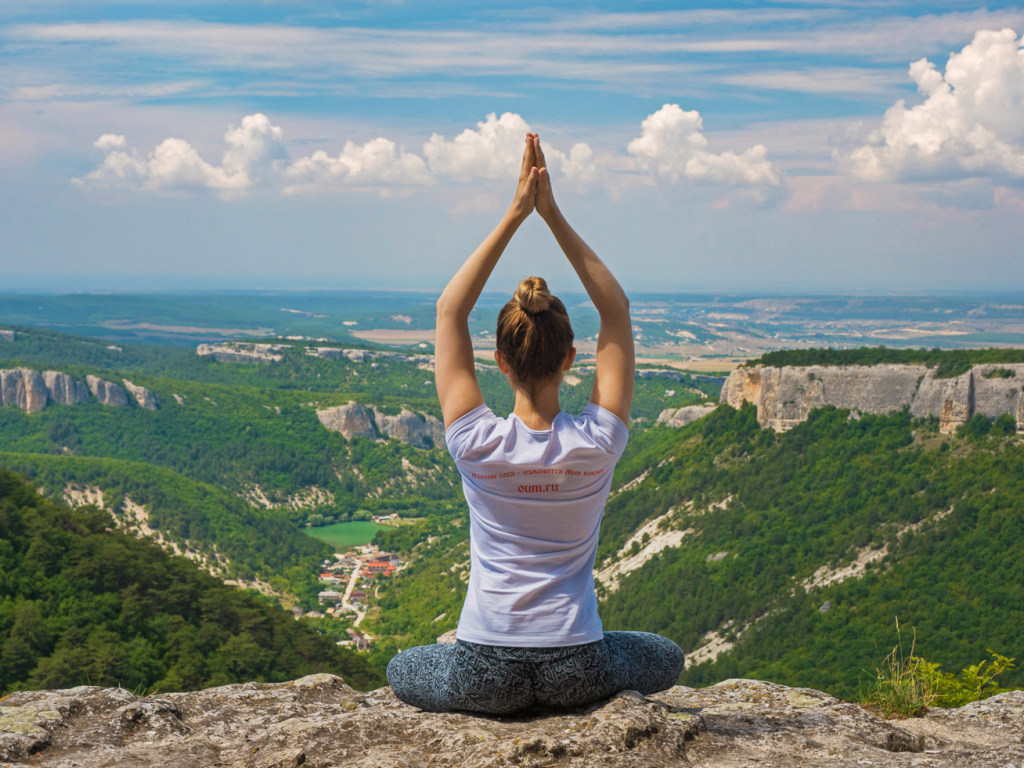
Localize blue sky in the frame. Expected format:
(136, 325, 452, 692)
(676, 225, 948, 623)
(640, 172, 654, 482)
(2, 1, 1024, 293)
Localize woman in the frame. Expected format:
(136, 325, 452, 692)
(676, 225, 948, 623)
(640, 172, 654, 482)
(386, 134, 684, 715)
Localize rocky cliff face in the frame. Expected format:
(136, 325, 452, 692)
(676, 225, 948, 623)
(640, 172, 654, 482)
(0, 369, 159, 413)
(196, 343, 287, 364)
(1, 675, 1020, 767)
(0, 368, 49, 413)
(86, 375, 129, 407)
(656, 404, 718, 428)
(0, 329, 15, 341)
(722, 364, 1024, 432)
(122, 379, 159, 410)
(314, 347, 434, 366)
(42, 371, 90, 405)
(317, 401, 445, 449)
(374, 407, 445, 449)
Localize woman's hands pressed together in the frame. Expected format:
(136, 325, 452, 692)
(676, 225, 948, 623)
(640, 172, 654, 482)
(530, 134, 559, 222)
(510, 135, 539, 222)
(511, 133, 560, 223)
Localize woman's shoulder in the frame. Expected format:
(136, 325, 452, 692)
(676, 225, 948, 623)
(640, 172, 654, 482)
(568, 402, 630, 456)
(445, 404, 509, 458)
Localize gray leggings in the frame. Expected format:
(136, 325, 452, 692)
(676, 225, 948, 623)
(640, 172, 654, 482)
(386, 631, 684, 715)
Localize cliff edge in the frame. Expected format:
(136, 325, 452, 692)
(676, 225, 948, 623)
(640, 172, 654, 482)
(2, 675, 1021, 767)
(721, 363, 1024, 432)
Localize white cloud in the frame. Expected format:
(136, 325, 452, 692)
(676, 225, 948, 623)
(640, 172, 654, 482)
(8, 80, 202, 102)
(77, 113, 433, 197)
(627, 104, 780, 186)
(93, 133, 125, 151)
(845, 28, 1024, 182)
(75, 109, 775, 200)
(283, 138, 432, 194)
(424, 112, 530, 182)
(423, 112, 599, 190)
(221, 113, 289, 186)
(76, 115, 285, 196)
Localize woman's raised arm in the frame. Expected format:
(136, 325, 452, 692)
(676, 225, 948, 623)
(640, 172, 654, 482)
(434, 137, 539, 428)
(533, 136, 634, 425)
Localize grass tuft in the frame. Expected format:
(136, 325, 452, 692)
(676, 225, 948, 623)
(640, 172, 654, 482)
(861, 618, 935, 718)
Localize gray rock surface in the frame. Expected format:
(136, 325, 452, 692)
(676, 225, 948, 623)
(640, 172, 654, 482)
(122, 379, 159, 410)
(196, 343, 287, 364)
(656, 404, 717, 428)
(314, 347, 434, 365)
(42, 371, 89, 405)
(373, 406, 445, 449)
(722, 364, 1024, 432)
(0, 368, 49, 413)
(1, 676, 1020, 767)
(317, 401, 444, 449)
(317, 401, 378, 440)
(0, 329, 14, 341)
(86, 375, 128, 407)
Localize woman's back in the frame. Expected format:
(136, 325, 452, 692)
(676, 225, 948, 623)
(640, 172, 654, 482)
(446, 402, 628, 646)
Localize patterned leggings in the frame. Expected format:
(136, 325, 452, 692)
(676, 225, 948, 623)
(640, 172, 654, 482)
(386, 631, 684, 715)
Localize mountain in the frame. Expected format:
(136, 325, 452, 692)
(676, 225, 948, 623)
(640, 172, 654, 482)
(595, 404, 1024, 698)
(0, 469, 384, 696)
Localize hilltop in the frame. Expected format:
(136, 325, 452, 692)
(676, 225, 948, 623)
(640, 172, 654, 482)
(2, 674, 1022, 767)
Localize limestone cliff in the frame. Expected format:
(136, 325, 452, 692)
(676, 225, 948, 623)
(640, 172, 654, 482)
(316, 401, 378, 440)
(1, 675, 1020, 767)
(316, 401, 444, 449)
(721, 363, 1024, 432)
(0, 329, 15, 341)
(42, 371, 89, 405)
(656, 404, 717, 428)
(122, 379, 159, 410)
(373, 407, 445, 449)
(86, 375, 128, 407)
(0, 368, 49, 413)
(196, 343, 286, 364)
(314, 347, 433, 366)
(0, 369, 159, 412)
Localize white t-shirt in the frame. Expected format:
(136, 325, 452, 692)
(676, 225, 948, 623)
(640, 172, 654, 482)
(445, 402, 630, 647)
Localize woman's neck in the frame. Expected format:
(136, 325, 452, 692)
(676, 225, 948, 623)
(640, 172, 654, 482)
(511, 378, 562, 430)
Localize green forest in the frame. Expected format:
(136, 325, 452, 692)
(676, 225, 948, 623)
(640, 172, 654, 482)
(598, 404, 1024, 699)
(0, 469, 384, 696)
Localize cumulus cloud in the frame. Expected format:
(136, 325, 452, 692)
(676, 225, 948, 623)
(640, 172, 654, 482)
(845, 28, 1024, 182)
(423, 112, 599, 190)
(424, 112, 530, 182)
(283, 138, 432, 195)
(77, 114, 287, 196)
(76, 109, 775, 200)
(627, 104, 780, 186)
(93, 133, 126, 151)
(76, 113, 432, 197)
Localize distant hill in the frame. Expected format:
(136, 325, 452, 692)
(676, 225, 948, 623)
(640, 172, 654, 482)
(597, 404, 1024, 699)
(0, 469, 384, 695)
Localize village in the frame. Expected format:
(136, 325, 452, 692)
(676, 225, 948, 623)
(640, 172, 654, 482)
(291, 541, 402, 650)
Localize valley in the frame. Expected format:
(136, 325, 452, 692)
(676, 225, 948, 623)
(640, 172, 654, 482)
(1, 292, 1022, 702)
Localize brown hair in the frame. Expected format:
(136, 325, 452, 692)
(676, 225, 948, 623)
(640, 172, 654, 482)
(496, 276, 574, 383)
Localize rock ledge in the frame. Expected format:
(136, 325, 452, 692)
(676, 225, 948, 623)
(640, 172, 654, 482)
(2, 677, 1021, 767)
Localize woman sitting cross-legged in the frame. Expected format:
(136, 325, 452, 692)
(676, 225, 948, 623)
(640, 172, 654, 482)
(386, 133, 684, 715)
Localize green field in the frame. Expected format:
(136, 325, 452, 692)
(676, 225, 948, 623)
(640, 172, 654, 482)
(305, 520, 387, 549)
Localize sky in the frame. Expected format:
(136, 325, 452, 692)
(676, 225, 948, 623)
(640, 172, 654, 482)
(2, 1, 1024, 294)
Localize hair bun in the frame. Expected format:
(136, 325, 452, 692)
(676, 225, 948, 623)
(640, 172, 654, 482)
(514, 276, 552, 314)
